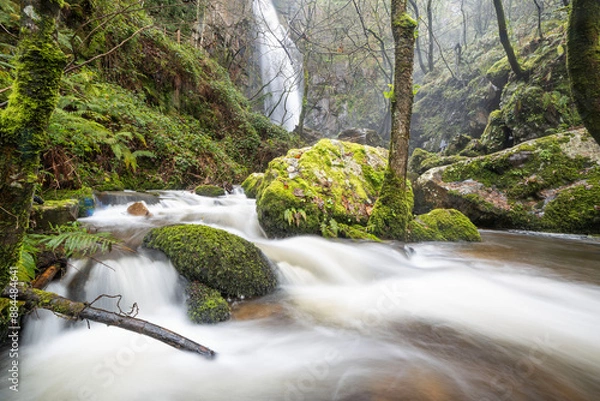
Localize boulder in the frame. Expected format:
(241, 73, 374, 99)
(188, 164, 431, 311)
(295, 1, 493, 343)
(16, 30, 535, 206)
(127, 201, 152, 217)
(408, 209, 481, 242)
(30, 199, 79, 232)
(254, 139, 388, 238)
(241, 173, 265, 199)
(194, 184, 224, 197)
(143, 224, 277, 298)
(414, 129, 600, 234)
(186, 282, 230, 324)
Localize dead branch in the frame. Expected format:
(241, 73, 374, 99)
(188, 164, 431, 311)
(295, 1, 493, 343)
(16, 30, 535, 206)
(3, 283, 216, 358)
(31, 264, 62, 289)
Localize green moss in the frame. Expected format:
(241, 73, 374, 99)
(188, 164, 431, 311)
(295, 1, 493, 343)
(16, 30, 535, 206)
(241, 173, 265, 199)
(255, 139, 388, 238)
(143, 224, 277, 298)
(42, 187, 95, 217)
(408, 209, 481, 242)
(194, 185, 224, 198)
(186, 281, 230, 324)
(394, 13, 417, 30)
(486, 56, 511, 87)
(542, 183, 600, 233)
(367, 170, 414, 241)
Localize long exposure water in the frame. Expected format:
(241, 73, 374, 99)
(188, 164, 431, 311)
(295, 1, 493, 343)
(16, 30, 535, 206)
(2, 190, 599, 400)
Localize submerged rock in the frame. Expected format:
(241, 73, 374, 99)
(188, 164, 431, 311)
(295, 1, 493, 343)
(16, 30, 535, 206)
(186, 282, 230, 324)
(253, 139, 388, 239)
(194, 184, 225, 197)
(414, 129, 600, 234)
(143, 224, 277, 298)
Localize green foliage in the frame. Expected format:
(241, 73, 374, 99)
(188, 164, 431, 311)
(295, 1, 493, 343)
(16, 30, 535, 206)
(284, 208, 307, 227)
(143, 224, 277, 298)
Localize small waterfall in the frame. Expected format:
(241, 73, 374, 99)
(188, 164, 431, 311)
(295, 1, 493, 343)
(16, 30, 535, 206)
(253, 0, 303, 131)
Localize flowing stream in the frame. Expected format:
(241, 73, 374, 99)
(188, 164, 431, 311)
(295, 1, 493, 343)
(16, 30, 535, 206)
(252, 0, 303, 131)
(2, 190, 600, 401)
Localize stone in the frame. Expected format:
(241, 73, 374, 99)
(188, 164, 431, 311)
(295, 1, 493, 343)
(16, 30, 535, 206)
(127, 201, 152, 217)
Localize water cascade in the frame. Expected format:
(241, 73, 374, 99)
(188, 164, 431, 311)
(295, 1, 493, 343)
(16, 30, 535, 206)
(2, 190, 600, 400)
(252, 0, 303, 131)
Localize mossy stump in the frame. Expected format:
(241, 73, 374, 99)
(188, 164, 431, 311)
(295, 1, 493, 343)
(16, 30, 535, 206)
(143, 224, 277, 298)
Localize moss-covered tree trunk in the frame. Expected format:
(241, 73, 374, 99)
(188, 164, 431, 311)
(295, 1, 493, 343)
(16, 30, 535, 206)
(492, 0, 526, 80)
(368, 0, 416, 241)
(567, 0, 600, 146)
(0, 0, 66, 289)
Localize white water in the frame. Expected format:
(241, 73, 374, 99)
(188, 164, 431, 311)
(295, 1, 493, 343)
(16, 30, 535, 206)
(253, 0, 303, 131)
(2, 191, 600, 400)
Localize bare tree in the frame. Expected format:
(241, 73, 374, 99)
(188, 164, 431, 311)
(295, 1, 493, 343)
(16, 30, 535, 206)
(493, 0, 527, 80)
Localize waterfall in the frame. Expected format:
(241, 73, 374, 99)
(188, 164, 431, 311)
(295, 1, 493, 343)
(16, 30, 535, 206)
(252, 0, 303, 131)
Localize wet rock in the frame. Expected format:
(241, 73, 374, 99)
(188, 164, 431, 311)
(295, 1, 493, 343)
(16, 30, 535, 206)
(95, 191, 160, 207)
(126, 201, 152, 217)
(186, 282, 230, 324)
(194, 184, 224, 197)
(143, 224, 277, 298)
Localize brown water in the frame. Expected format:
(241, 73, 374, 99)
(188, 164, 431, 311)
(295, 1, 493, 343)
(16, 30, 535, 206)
(1, 191, 599, 401)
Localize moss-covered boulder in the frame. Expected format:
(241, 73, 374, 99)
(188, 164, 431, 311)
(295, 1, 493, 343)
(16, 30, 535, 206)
(186, 282, 230, 324)
(143, 224, 277, 298)
(30, 200, 79, 233)
(194, 185, 224, 197)
(254, 139, 388, 238)
(408, 209, 481, 242)
(241, 173, 265, 199)
(414, 129, 600, 234)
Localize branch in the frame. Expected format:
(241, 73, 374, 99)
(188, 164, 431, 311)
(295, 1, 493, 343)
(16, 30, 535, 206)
(3, 284, 216, 358)
(64, 24, 153, 74)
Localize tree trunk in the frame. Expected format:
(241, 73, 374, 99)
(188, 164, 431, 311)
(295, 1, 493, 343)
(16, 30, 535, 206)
(427, 0, 434, 72)
(567, 0, 600, 146)
(0, 0, 66, 289)
(3, 284, 216, 357)
(533, 0, 543, 40)
(408, 0, 428, 75)
(492, 0, 526, 80)
(367, 0, 416, 241)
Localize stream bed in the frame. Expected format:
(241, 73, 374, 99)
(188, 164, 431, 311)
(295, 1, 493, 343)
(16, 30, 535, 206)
(2, 190, 599, 401)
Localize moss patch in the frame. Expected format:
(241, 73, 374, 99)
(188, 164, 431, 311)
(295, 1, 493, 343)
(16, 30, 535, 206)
(408, 209, 481, 242)
(143, 224, 277, 298)
(367, 170, 414, 241)
(241, 173, 265, 199)
(186, 282, 230, 324)
(255, 139, 388, 238)
(194, 185, 224, 198)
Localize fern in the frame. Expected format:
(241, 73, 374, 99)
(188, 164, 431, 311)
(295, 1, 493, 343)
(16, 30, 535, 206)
(28, 222, 128, 259)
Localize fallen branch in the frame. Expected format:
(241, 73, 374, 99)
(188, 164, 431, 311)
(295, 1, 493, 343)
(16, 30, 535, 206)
(3, 284, 216, 358)
(31, 264, 62, 289)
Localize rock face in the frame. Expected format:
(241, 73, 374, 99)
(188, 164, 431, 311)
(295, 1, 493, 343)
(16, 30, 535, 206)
(143, 224, 277, 298)
(414, 129, 600, 234)
(254, 139, 388, 239)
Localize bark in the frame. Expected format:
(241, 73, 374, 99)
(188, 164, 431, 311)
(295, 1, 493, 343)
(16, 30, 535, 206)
(367, 0, 416, 241)
(0, 0, 66, 289)
(492, 0, 526, 80)
(567, 0, 600, 146)
(426, 0, 434, 72)
(3, 284, 216, 358)
(533, 0, 543, 40)
(408, 0, 428, 75)
(388, 1, 416, 181)
(31, 263, 62, 289)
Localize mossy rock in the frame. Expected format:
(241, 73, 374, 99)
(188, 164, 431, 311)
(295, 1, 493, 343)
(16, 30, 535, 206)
(408, 209, 481, 242)
(241, 173, 265, 199)
(194, 185, 224, 197)
(414, 129, 600, 234)
(255, 139, 388, 238)
(41, 187, 95, 217)
(186, 282, 230, 324)
(30, 199, 79, 233)
(143, 224, 277, 298)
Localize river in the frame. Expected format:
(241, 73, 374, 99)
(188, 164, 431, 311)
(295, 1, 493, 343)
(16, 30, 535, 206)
(2, 190, 599, 400)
